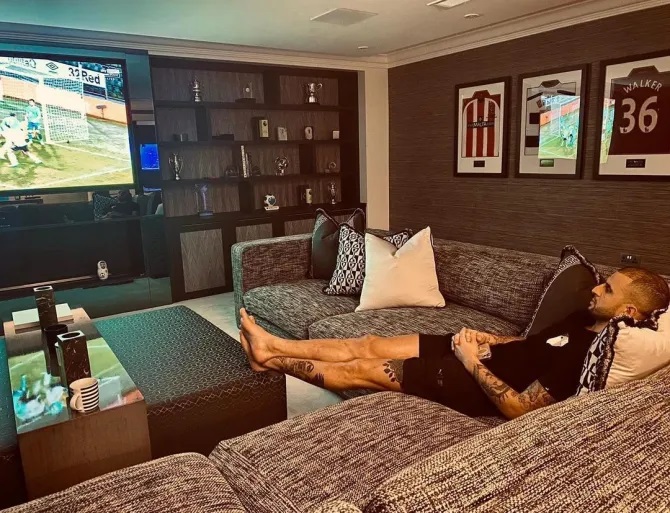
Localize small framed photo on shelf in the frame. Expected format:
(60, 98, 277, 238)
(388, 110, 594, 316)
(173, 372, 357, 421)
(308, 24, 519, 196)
(253, 117, 270, 140)
(517, 65, 588, 178)
(332, 130, 340, 140)
(596, 50, 670, 180)
(304, 126, 314, 140)
(454, 77, 510, 176)
(277, 127, 288, 141)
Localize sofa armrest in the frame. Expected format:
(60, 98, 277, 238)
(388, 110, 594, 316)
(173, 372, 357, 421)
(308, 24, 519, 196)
(310, 501, 364, 513)
(232, 234, 311, 326)
(1, 453, 247, 513)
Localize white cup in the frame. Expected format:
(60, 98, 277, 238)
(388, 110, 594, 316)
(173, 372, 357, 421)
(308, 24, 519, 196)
(69, 377, 100, 413)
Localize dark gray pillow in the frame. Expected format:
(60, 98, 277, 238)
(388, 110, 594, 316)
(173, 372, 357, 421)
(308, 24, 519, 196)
(310, 208, 365, 279)
(523, 246, 601, 337)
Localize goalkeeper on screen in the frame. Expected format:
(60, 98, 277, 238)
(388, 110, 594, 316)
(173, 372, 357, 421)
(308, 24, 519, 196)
(25, 99, 44, 144)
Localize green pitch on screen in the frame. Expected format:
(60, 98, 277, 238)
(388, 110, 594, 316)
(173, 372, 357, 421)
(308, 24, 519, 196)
(538, 96, 580, 160)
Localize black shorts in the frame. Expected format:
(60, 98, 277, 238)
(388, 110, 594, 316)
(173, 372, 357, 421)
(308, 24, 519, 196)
(402, 334, 499, 417)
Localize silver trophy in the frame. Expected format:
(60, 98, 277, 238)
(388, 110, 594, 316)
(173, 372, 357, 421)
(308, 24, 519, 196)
(191, 77, 203, 102)
(328, 182, 337, 205)
(194, 183, 214, 218)
(305, 82, 323, 104)
(275, 156, 289, 176)
(168, 153, 184, 181)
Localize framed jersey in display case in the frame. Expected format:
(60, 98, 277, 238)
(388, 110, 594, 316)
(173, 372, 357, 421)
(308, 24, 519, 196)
(454, 77, 510, 176)
(517, 65, 588, 178)
(597, 51, 670, 180)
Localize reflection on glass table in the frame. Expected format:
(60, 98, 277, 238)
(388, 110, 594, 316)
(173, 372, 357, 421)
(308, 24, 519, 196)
(8, 337, 142, 435)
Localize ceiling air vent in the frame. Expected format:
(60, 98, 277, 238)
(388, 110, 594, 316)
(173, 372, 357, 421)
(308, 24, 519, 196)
(427, 0, 471, 9)
(310, 8, 378, 26)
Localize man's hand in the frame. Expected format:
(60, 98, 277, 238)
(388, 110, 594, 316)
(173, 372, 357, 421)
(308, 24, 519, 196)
(453, 329, 481, 372)
(457, 328, 522, 347)
(457, 328, 497, 347)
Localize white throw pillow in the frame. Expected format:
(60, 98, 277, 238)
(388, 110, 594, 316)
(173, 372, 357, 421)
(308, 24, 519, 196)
(356, 227, 445, 312)
(606, 307, 670, 388)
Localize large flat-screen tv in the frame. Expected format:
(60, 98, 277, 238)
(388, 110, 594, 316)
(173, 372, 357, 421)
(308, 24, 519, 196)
(0, 53, 135, 195)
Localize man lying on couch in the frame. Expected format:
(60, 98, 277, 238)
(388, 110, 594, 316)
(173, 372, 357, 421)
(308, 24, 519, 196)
(239, 268, 669, 420)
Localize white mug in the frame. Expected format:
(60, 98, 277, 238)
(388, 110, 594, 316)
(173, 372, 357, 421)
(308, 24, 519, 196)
(69, 377, 100, 413)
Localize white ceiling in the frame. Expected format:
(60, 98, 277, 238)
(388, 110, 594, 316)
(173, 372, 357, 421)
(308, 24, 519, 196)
(0, 0, 662, 58)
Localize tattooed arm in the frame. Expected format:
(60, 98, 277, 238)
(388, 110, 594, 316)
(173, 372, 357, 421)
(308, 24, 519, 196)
(453, 335, 555, 419)
(469, 362, 555, 419)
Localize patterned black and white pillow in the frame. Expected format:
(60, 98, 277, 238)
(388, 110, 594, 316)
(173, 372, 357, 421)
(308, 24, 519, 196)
(310, 208, 365, 279)
(323, 225, 412, 296)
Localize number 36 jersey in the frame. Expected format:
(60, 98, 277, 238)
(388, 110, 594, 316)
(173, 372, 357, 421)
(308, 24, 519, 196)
(609, 66, 670, 155)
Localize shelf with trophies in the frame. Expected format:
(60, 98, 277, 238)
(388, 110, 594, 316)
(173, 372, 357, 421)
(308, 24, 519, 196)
(150, 57, 362, 301)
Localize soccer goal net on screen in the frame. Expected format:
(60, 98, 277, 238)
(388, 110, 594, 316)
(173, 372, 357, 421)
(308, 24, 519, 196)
(41, 77, 89, 144)
(541, 95, 579, 137)
(0, 69, 89, 144)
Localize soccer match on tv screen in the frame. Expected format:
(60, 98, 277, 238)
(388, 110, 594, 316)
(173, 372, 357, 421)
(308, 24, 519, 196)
(0, 55, 133, 193)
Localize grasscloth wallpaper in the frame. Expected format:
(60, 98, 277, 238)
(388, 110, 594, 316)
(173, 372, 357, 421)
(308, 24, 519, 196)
(389, 5, 670, 273)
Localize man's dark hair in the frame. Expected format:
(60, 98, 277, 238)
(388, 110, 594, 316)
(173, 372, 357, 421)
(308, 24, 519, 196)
(28, 98, 34, 102)
(619, 267, 670, 316)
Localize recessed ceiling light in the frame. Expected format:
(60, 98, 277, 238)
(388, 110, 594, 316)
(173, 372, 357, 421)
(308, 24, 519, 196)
(427, 0, 471, 9)
(358, 45, 369, 50)
(464, 13, 481, 19)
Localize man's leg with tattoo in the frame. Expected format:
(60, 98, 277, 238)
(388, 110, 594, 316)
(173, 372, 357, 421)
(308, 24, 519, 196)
(263, 356, 406, 392)
(240, 308, 419, 364)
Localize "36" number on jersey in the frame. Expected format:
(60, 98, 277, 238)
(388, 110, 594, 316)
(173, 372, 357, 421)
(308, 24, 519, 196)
(620, 96, 659, 134)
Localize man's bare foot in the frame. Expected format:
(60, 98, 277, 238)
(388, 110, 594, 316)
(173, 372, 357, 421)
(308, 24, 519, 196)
(240, 332, 268, 372)
(240, 308, 281, 365)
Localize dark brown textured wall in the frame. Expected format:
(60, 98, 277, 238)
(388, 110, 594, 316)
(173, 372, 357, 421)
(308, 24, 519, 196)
(389, 5, 670, 273)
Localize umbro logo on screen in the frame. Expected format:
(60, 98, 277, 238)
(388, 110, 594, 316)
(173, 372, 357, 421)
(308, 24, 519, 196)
(46, 61, 59, 73)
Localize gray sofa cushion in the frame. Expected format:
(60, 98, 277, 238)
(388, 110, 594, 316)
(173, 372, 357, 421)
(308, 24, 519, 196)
(433, 239, 557, 327)
(209, 392, 489, 513)
(308, 303, 521, 340)
(365, 365, 670, 513)
(244, 280, 359, 339)
(4, 453, 245, 513)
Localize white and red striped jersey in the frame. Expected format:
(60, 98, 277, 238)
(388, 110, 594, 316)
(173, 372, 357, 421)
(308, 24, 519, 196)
(461, 89, 501, 158)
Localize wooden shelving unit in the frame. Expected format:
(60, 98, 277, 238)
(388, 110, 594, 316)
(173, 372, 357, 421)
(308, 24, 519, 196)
(158, 139, 351, 148)
(154, 100, 349, 112)
(150, 56, 362, 301)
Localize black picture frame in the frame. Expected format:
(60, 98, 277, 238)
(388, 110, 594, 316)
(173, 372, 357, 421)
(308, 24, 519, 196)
(595, 49, 670, 181)
(454, 76, 511, 178)
(515, 64, 590, 179)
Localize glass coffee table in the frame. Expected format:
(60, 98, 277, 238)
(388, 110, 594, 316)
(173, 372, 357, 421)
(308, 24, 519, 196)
(3, 308, 151, 499)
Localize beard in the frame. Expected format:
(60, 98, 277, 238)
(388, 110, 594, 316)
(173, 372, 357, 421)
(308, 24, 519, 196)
(589, 298, 619, 321)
